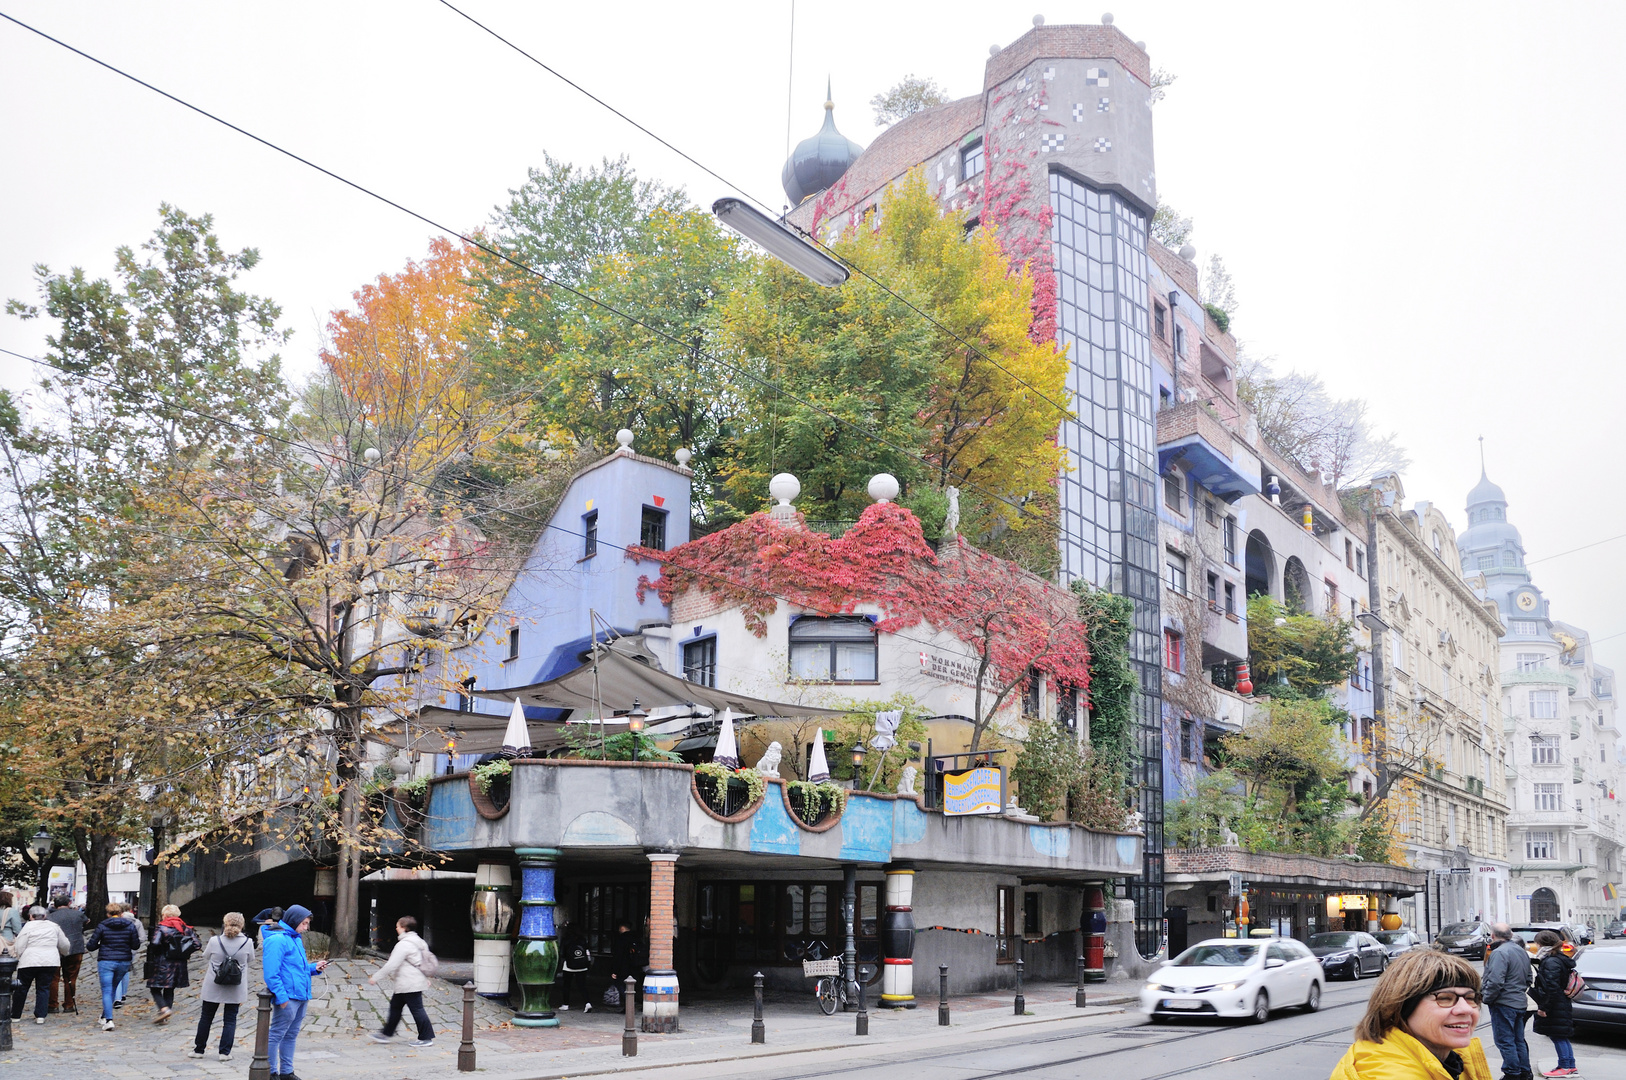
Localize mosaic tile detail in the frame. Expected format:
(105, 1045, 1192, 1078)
(1043, 65, 1055, 80)
(1042, 132, 1065, 152)
(1085, 67, 1108, 87)
(1072, 102, 1085, 122)
(1093, 136, 1112, 153)
(1098, 96, 1111, 113)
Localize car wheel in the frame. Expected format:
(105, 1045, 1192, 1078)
(1350, 960, 1362, 981)
(1251, 991, 1270, 1024)
(1302, 981, 1322, 1013)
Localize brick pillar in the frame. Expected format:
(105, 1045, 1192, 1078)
(643, 853, 679, 1032)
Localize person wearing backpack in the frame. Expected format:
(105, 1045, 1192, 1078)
(556, 919, 593, 1013)
(193, 912, 255, 1061)
(147, 903, 200, 1023)
(85, 902, 143, 1031)
(1531, 930, 1579, 1077)
(366, 916, 435, 1047)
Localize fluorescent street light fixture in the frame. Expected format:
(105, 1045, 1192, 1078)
(712, 197, 849, 287)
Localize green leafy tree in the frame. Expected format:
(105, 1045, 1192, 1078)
(1245, 594, 1358, 699)
(870, 75, 950, 126)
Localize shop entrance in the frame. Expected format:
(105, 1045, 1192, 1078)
(1530, 887, 1560, 922)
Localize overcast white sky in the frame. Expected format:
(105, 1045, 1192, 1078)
(2, 1, 1623, 676)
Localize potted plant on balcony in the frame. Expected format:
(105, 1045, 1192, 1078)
(693, 763, 765, 819)
(785, 779, 847, 828)
(472, 758, 513, 813)
(392, 775, 430, 832)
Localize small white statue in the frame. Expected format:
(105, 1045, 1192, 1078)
(1125, 808, 1145, 833)
(755, 741, 783, 778)
(1220, 818, 1240, 847)
(942, 486, 960, 537)
(896, 765, 917, 796)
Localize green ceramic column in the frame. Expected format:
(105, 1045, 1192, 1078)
(512, 847, 561, 1027)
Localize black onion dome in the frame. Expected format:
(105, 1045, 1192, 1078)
(781, 81, 864, 205)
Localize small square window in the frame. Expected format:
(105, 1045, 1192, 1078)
(507, 627, 520, 661)
(961, 140, 985, 181)
(1206, 573, 1219, 608)
(641, 506, 668, 551)
(1204, 499, 1218, 526)
(1164, 629, 1184, 672)
(1153, 302, 1167, 340)
(1163, 472, 1183, 514)
(1174, 324, 1186, 357)
(1165, 551, 1188, 595)
(1223, 581, 1236, 616)
(583, 511, 599, 559)
(683, 637, 717, 688)
(1179, 719, 1194, 761)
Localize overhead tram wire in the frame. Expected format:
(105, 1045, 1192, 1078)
(0, 10, 1138, 566)
(0, 343, 1083, 682)
(433, 0, 1084, 431)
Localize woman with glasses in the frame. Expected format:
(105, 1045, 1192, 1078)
(1329, 949, 1493, 1080)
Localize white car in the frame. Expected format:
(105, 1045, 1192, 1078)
(1141, 937, 1324, 1023)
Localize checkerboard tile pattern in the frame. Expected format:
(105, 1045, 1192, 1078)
(1042, 132, 1066, 152)
(1093, 137, 1112, 153)
(1085, 67, 1108, 86)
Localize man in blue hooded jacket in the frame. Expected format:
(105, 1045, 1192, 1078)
(262, 905, 328, 1080)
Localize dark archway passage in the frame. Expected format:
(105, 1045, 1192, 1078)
(1245, 530, 1274, 600)
(1530, 887, 1560, 922)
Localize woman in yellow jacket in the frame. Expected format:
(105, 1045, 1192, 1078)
(1330, 949, 1494, 1080)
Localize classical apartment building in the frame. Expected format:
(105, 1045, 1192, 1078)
(1365, 474, 1511, 932)
(1457, 471, 1625, 926)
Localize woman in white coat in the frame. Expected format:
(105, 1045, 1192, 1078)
(366, 916, 435, 1047)
(10, 906, 70, 1024)
(192, 912, 255, 1061)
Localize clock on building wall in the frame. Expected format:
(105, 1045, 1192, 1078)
(1515, 590, 1539, 612)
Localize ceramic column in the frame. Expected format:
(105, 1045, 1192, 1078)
(642, 852, 680, 1032)
(470, 863, 514, 998)
(511, 848, 560, 1027)
(1083, 884, 1106, 982)
(880, 863, 915, 1008)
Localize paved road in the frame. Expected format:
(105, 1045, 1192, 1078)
(677, 970, 1626, 1080)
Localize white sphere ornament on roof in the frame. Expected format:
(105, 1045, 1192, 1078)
(868, 473, 900, 503)
(675, 447, 693, 467)
(769, 473, 801, 506)
(1101, 12, 1114, 25)
(362, 447, 381, 464)
(989, 44, 1001, 56)
(615, 428, 634, 450)
(1179, 243, 1197, 262)
(1033, 14, 1045, 26)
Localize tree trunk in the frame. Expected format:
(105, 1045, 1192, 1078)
(330, 705, 363, 958)
(76, 830, 118, 924)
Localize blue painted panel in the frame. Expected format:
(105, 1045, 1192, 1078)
(749, 791, 800, 855)
(893, 799, 928, 846)
(379, 801, 404, 856)
(1028, 826, 1070, 859)
(520, 866, 556, 902)
(1115, 835, 1138, 866)
(839, 796, 894, 862)
(519, 905, 556, 938)
(424, 780, 478, 849)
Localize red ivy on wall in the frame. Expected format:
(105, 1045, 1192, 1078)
(630, 503, 1090, 722)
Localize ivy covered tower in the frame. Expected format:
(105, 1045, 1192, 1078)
(786, 17, 1168, 959)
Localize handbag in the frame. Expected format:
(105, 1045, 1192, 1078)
(603, 983, 621, 1007)
(1564, 971, 1587, 1000)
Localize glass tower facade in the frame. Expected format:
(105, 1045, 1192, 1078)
(1049, 170, 1164, 957)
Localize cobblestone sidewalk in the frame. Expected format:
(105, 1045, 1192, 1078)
(4, 955, 1136, 1080)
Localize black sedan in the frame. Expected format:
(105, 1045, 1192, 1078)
(1434, 921, 1494, 961)
(1373, 930, 1424, 960)
(1604, 920, 1624, 940)
(1309, 932, 1388, 979)
(1572, 944, 1626, 1031)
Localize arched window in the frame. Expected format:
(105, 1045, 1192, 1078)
(789, 616, 877, 682)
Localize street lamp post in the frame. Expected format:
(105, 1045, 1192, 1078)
(28, 829, 52, 906)
(627, 700, 647, 764)
(848, 743, 866, 789)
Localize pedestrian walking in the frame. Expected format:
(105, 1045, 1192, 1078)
(607, 920, 642, 1004)
(0, 891, 22, 946)
(1328, 948, 1492, 1080)
(555, 918, 592, 1012)
(1530, 930, 1578, 1078)
(192, 912, 254, 1061)
(8, 906, 70, 1025)
(366, 916, 436, 1047)
(147, 903, 200, 1023)
(114, 902, 144, 1009)
(254, 907, 284, 946)
(1481, 923, 1534, 1080)
(85, 902, 143, 1031)
(46, 897, 87, 1014)
(263, 904, 329, 1080)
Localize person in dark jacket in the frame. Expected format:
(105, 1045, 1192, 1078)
(608, 921, 643, 1001)
(555, 919, 592, 1012)
(1531, 930, 1577, 1077)
(86, 902, 144, 1030)
(1481, 923, 1534, 1080)
(46, 898, 87, 1014)
(147, 904, 199, 1023)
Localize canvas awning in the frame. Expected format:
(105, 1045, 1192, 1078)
(367, 705, 572, 757)
(474, 646, 846, 719)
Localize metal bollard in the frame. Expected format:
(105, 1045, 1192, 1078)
(458, 981, 477, 1072)
(1076, 954, 1087, 1008)
(1014, 957, 1025, 1015)
(0, 955, 14, 1052)
(621, 975, 637, 1057)
(855, 966, 868, 1037)
(751, 972, 765, 1044)
(247, 990, 273, 1080)
(938, 964, 949, 1026)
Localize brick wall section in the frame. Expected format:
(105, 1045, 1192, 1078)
(1157, 400, 1237, 458)
(647, 855, 677, 970)
(984, 24, 1151, 88)
(1166, 847, 1427, 890)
